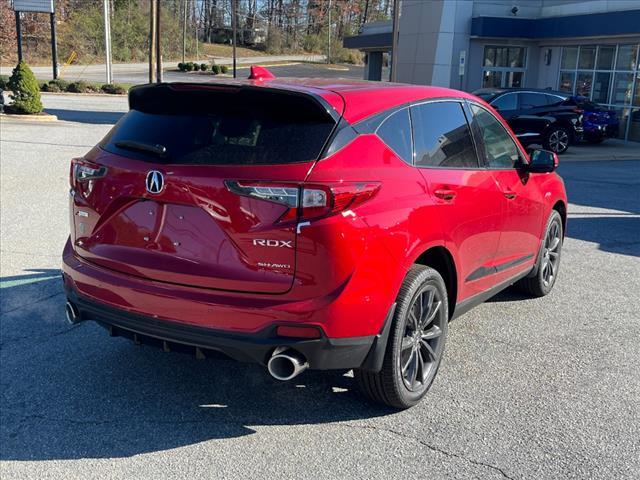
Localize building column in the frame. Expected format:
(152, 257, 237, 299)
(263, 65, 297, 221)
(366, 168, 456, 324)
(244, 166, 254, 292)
(364, 51, 383, 81)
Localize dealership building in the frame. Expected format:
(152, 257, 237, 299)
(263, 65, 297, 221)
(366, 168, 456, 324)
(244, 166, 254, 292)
(344, 0, 640, 142)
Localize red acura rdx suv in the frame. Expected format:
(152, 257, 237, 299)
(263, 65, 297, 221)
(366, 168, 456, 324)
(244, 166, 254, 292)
(62, 67, 567, 408)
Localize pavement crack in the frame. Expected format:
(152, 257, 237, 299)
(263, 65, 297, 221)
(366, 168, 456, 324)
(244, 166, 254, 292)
(341, 423, 514, 480)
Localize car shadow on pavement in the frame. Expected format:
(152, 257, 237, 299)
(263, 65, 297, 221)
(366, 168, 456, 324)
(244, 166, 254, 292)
(0, 275, 394, 461)
(44, 109, 124, 125)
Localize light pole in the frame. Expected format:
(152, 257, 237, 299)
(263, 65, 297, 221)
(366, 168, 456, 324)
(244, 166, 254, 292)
(232, 0, 237, 78)
(103, 0, 113, 84)
(156, 0, 162, 82)
(327, 0, 332, 64)
(149, 0, 156, 83)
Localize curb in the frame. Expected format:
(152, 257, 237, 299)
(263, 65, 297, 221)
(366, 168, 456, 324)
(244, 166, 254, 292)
(40, 91, 127, 97)
(0, 112, 58, 122)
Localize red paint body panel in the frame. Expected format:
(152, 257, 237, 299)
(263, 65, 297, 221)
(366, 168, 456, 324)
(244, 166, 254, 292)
(63, 79, 567, 346)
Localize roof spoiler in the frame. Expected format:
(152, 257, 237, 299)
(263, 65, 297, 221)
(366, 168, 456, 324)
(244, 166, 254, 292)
(248, 65, 276, 81)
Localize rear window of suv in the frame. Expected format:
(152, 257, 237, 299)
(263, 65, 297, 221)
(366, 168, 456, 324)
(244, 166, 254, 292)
(100, 85, 337, 165)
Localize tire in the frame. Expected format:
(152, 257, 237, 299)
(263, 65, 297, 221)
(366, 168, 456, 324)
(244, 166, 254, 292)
(516, 210, 563, 297)
(355, 265, 448, 409)
(542, 126, 571, 154)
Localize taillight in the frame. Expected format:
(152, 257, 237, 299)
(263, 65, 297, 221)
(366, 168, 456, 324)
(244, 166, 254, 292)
(225, 181, 380, 223)
(573, 108, 584, 114)
(71, 158, 107, 187)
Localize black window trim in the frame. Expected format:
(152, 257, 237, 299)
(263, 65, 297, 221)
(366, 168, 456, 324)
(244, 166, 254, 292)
(465, 100, 529, 171)
(408, 98, 484, 171)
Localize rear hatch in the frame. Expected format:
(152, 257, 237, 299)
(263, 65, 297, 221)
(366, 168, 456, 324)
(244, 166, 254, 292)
(70, 83, 341, 294)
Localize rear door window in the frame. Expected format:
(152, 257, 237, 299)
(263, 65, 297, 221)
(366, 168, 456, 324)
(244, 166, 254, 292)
(492, 93, 517, 111)
(100, 85, 336, 165)
(519, 93, 549, 110)
(410, 101, 479, 169)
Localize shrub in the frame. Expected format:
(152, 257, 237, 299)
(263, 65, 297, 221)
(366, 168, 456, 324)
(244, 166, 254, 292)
(200, 63, 208, 71)
(100, 83, 128, 95)
(49, 79, 70, 91)
(265, 30, 283, 54)
(42, 82, 61, 92)
(66, 80, 90, 93)
(0, 75, 9, 89)
(7, 61, 43, 114)
(220, 65, 228, 74)
(211, 64, 221, 75)
(177, 62, 185, 71)
(192, 63, 200, 71)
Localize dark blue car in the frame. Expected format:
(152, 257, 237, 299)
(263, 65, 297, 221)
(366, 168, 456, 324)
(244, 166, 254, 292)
(560, 96, 619, 144)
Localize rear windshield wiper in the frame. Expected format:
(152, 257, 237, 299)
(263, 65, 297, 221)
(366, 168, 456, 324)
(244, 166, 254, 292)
(115, 140, 167, 157)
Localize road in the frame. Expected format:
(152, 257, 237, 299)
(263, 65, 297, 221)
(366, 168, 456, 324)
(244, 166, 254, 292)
(0, 56, 380, 85)
(1, 95, 639, 479)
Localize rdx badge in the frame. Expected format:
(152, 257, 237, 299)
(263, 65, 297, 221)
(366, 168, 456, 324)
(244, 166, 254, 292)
(253, 239, 293, 248)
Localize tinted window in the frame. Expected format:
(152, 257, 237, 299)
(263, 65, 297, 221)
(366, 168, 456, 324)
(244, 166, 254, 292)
(376, 108, 412, 163)
(470, 104, 521, 169)
(519, 93, 548, 109)
(411, 102, 478, 169)
(101, 86, 335, 165)
(492, 93, 517, 111)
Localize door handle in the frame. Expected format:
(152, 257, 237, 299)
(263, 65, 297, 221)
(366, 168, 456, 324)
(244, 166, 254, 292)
(434, 189, 457, 201)
(503, 190, 517, 200)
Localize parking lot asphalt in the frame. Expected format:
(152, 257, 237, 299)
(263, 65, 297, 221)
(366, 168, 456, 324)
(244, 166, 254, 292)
(1, 95, 639, 479)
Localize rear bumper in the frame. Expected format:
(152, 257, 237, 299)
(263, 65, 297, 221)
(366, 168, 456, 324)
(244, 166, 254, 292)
(66, 291, 376, 370)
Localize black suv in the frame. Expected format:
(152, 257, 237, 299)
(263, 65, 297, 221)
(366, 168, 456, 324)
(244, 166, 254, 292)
(473, 88, 583, 154)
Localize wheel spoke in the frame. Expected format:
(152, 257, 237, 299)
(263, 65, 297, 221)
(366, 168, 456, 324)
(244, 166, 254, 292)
(401, 336, 414, 352)
(548, 236, 560, 251)
(402, 349, 415, 374)
(549, 251, 559, 258)
(407, 350, 419, 387)
(409, 310, 419, 330)
(420, 339, 436, 361)
(422, 300, 441, 328)
(422, 325, 442, 340)
(420, 289, 434, 324)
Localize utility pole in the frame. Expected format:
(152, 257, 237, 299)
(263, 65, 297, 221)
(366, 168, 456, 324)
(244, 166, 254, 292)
(149, 0, 156, 83)
(327, 0, 332, 64)
(15, 11, 23, 62)
(232, 0, 237, 78)
(390, 0, 401, 82)
(103, 0, 113, 84)
(156, 0, 163, 82)
(182, 0, 187, 63)
(50, 11, 59, 79)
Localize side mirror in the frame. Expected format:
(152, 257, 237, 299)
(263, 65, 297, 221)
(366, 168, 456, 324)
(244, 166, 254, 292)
(526, 149, 558, 173)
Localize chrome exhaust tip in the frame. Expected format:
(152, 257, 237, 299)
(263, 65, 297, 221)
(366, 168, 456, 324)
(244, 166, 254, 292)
(65, 301, 82, 325)
(267, 347, 309, 381)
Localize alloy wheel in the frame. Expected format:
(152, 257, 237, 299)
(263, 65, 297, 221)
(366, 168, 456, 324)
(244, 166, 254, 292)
(400, 285, 445, 392)
(541, 220, 561, 287)
(548, 129, 569, 153)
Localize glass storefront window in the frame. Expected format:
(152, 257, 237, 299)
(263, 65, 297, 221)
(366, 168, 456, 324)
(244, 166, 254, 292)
(506, 71, 523, 87)
(597, 46, 616, 70)
(578, 46, 596, 69)
(592, 72, 612, 104)
(616, 44, 639, 71)
(612, 72, 634, 105)
(559, 72, 575, 93)
(561, 47, 578, 69)
(508, 48, 525, 68)
(483, 71, 502, 88)
(634, 73, 640, 106)
(576, 72, 593, 97)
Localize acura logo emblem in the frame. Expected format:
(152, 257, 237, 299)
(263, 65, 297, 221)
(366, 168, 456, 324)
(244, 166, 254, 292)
(145, 170, 164, 194)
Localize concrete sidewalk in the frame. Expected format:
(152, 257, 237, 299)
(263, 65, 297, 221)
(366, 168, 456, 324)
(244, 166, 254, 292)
(562, 139, 640, 161)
